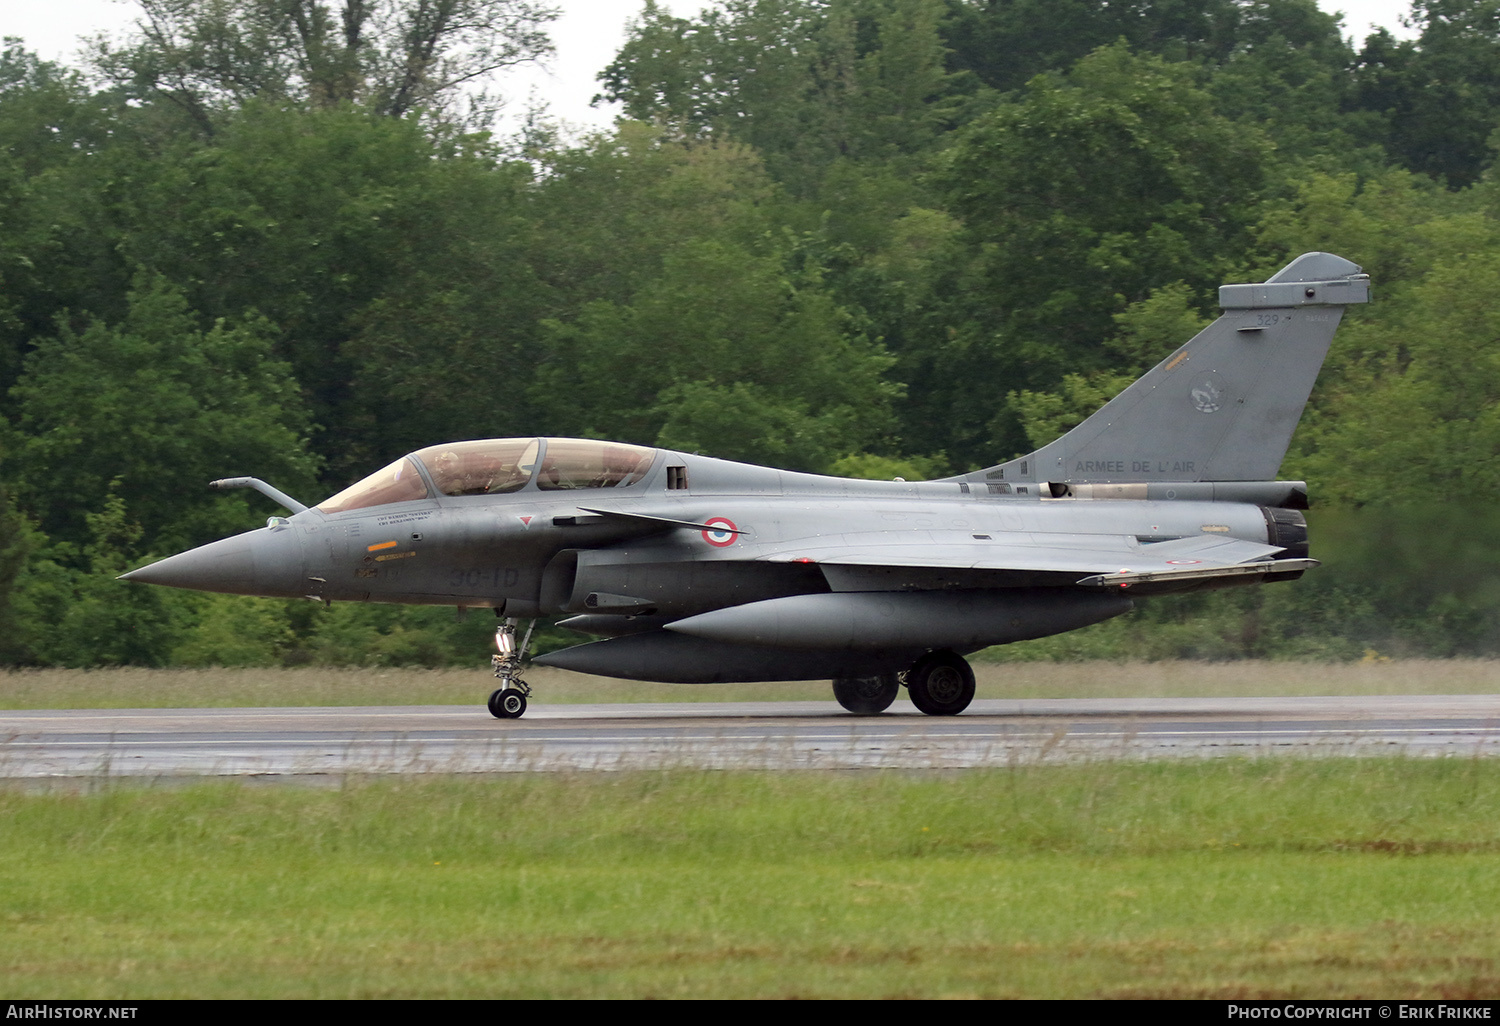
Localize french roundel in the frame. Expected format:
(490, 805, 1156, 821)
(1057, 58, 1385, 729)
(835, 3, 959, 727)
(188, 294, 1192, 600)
(701, 517, 738, 547)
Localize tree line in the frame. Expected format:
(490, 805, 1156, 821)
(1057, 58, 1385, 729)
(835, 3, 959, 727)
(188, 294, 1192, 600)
(4, 0, 1500, 668)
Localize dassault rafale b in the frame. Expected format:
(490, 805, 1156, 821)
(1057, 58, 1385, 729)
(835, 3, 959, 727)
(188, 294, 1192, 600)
(122, 252, 1370, 718)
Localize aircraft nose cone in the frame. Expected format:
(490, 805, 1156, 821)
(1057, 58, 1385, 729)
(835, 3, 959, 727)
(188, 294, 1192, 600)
(120, 528, 304, 597)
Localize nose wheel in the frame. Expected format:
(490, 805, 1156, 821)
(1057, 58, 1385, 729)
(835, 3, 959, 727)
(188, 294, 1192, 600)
(488, 617, 535, 719)
(488, 687, 527, 719)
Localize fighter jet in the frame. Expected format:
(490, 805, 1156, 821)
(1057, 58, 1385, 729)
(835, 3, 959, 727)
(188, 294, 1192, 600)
(122, 252, 1370, 717)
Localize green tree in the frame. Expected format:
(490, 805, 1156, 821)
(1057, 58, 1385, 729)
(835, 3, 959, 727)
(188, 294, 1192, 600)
(1248, 167, 1500, 657)
(90, 0, 558, 133)
(527, 125, 783, 312)
(9, 273, 318, 552)
(6, 490, 202, 667)
(532, 236, 898, 471)
(1294, 238, 1500, 507)
(601, 0, 966, 195)
(1203, 0, 1363, 164)
(526, 123, 921, 469)
(940, 0, 1350, 100)
(331, 138, 544, 469)
(87, 103, 544, 483)
(826, 451, 949, 480)
(0, 42, 132, 398)
(0, 468, 35, 665)
(927, 43, 1267, 464)
(1251, 167, 1476, 479)
(1008, 282, 1212, 448)
(941, 0, 1225, 93)
(1350, 1, 1500, 188)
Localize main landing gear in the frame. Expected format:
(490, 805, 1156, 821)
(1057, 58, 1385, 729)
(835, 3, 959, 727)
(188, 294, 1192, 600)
(488, 617, 536, 719)
(904, 650, 976, 716)
(832, 650, 976, 717)
(832, 674, 901, 715)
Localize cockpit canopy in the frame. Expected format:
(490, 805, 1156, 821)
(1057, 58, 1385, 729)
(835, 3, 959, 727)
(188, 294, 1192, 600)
(317, 438, 657, 513)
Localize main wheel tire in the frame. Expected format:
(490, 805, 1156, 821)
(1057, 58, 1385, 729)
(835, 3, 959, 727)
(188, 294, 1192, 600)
(906, 651, 975, 716)
(487, 687, 527, 719)
(832, 673, 900, 715)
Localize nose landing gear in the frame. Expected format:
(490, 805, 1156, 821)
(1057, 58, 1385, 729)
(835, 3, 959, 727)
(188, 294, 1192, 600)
(488, 617, 535, 719)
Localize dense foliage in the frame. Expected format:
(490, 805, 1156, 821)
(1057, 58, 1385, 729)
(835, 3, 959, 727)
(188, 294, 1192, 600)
(3, 0, 1500, 667)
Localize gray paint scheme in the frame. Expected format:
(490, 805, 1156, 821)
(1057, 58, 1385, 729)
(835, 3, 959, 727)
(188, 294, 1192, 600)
(121, 253, 1369, 707)
(968, 251, 1368, 487)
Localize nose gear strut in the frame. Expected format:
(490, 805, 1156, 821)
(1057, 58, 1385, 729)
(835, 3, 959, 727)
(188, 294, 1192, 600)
(488, 617, 536, 719)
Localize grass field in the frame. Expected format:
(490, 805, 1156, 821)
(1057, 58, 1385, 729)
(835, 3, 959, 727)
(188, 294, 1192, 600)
(3, 760, 1500, 998)
(5, 662, 1496, 998)
(3, 658, 1499, 709)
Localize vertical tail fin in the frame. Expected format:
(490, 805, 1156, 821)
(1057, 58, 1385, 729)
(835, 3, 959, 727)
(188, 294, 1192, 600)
(967, 252, 1370, 488)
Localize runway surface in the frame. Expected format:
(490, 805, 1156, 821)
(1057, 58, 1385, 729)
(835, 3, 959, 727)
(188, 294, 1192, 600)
(4, 695, 1500, 779)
